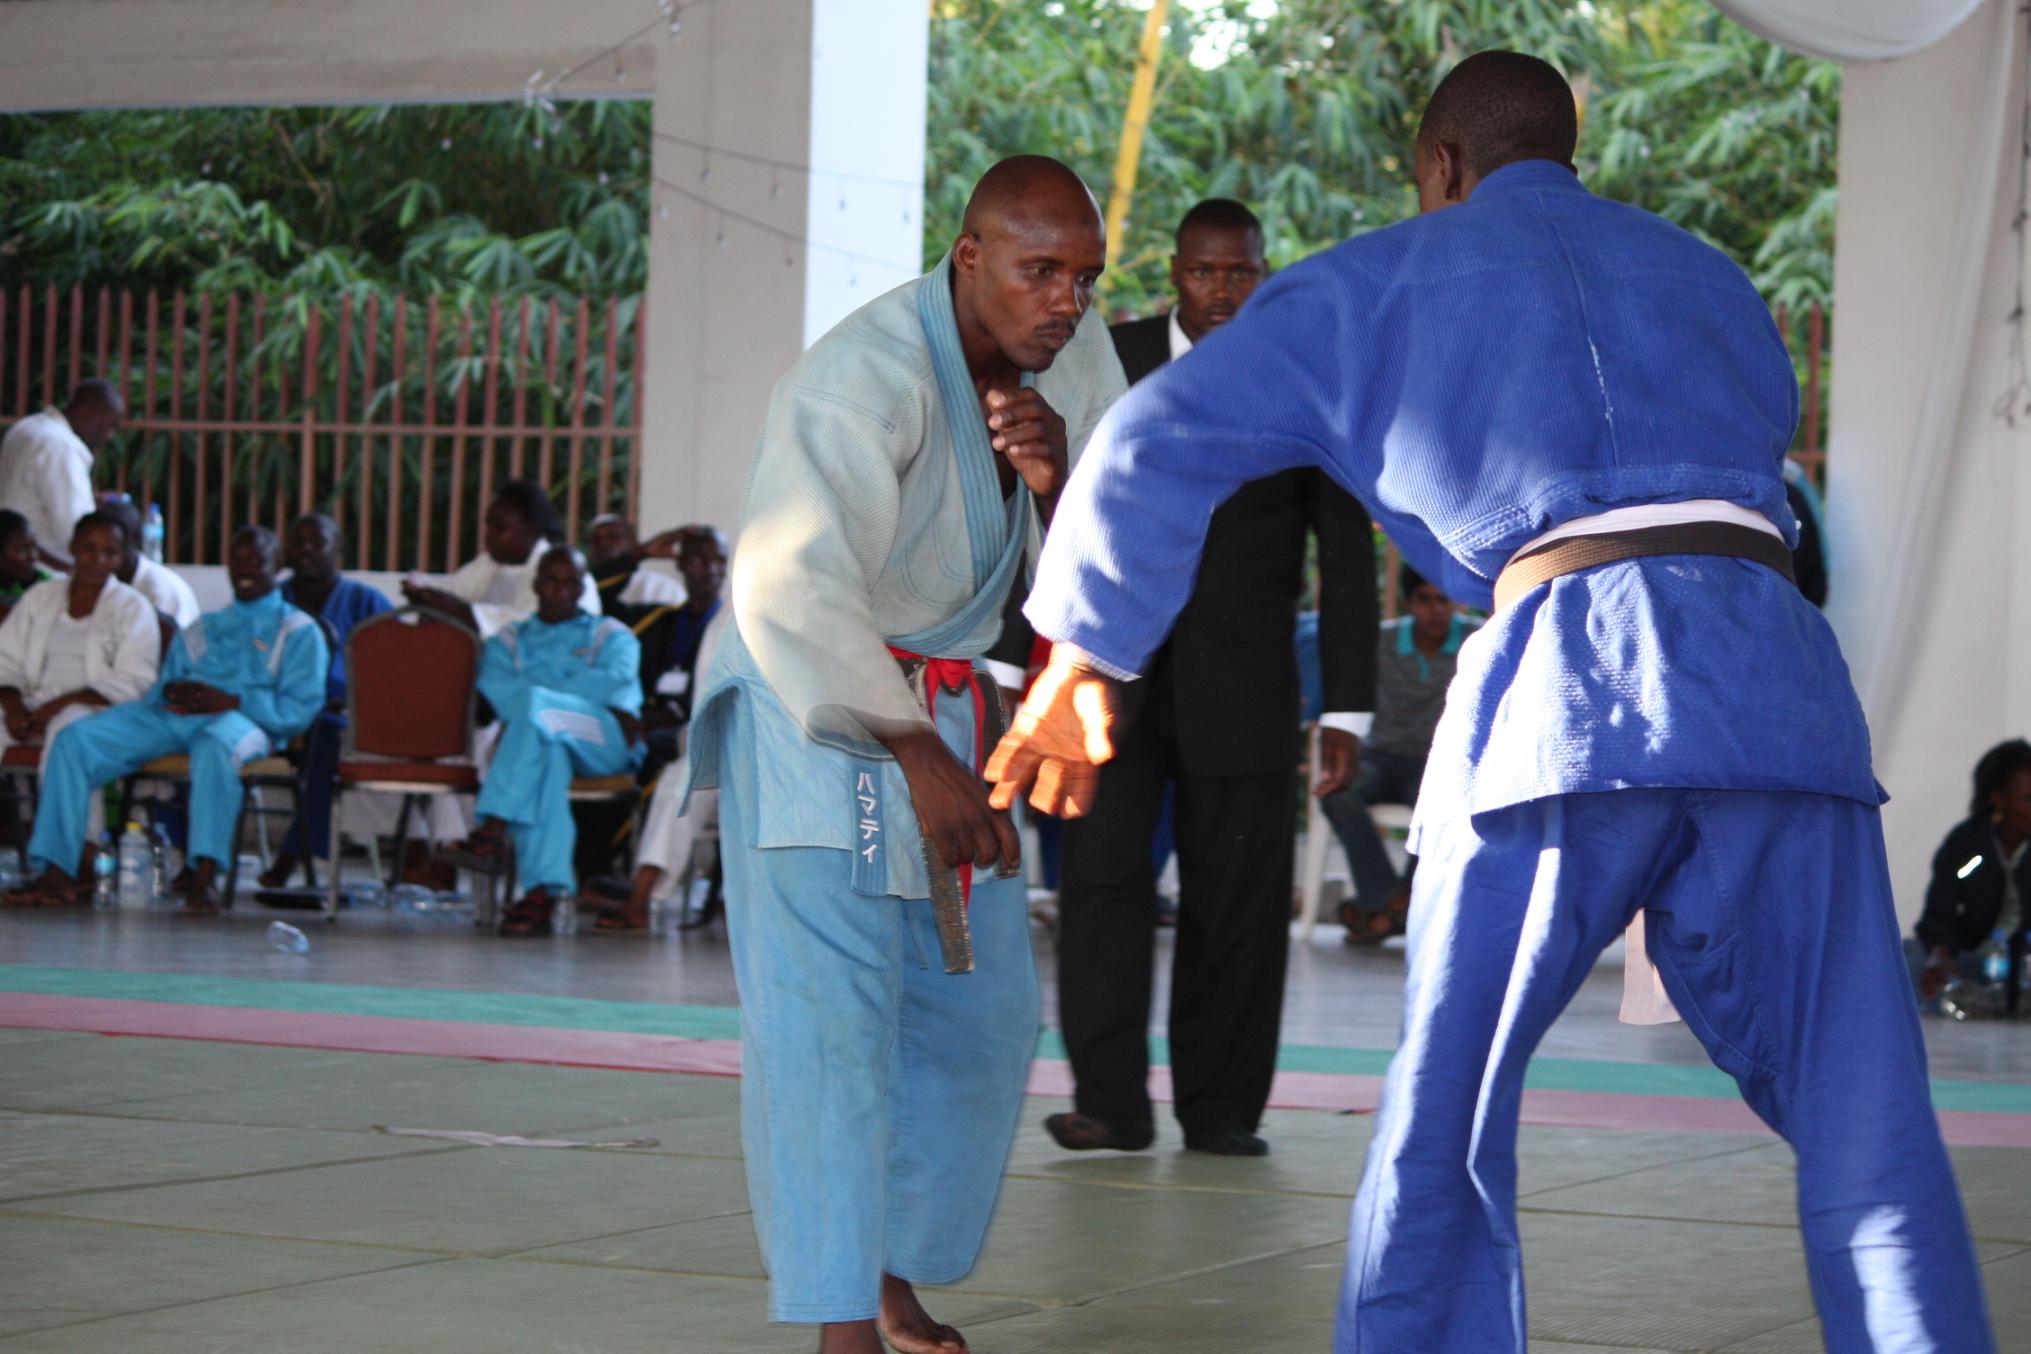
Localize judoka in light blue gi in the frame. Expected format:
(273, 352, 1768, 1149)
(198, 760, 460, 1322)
(687, 158, 1125, 1352)
(268, 512, 392, 883)
(445, 546, 643, 934)
(993, 54, 1992, 1354)
(28, 525, 328, 915)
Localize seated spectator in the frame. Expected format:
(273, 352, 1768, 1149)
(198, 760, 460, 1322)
(577, 525, 729, 901)
(627, 526, 727, 727)
(0, 512, 159, 772)
(402, 480, 597, 637)
(258, 512, 393, 888)
(589, 594, 731, 931)
(4, 525, 327, 914)
(1913, 738, 2031, 1001)
(440, 547, 644, 936)
(0, 510, 55, 617)
(587, 513, 687, 609)
(102, 497, 201, 628)
(0, 379, 125, 569)
(1323, 567, 1480, 944)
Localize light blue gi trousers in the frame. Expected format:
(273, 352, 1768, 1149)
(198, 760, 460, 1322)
(476, 688, 640, 893)
(29, 703, 271, 873)
(1339, 789, 1994, 1354)
(715, 683, 1040, 1324)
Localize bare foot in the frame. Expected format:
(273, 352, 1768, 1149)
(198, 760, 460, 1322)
(816, 1320, 884, 1354)
(877, 1274, 966, 1354)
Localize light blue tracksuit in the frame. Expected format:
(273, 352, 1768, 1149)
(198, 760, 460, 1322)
(475, 610, 643, 893)
(30, 589, 328, 873)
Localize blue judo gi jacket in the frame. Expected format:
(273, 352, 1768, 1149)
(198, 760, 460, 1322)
(1027, 160, 1880, 835)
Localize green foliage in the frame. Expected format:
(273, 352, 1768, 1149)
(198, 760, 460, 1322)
(0, 103, 651, 557)
(926, 0, 1840, 320)
(0, 101, 651, 300)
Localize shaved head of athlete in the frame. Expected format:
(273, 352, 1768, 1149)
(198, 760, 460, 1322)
(1414, 50, 1579, 214)
(951, 155, 1107, 378)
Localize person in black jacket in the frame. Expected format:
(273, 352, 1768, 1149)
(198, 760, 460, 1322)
(1914, 738, 2031, 1000)
(1041, 200, 1379, 1157)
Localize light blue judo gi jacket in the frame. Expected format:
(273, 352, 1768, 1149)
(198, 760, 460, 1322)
(475, 610, 643, 894)
(30, 589, 328, 874)
(1026, 161, 1992, 1353)
(689, 259, 1124, 1324)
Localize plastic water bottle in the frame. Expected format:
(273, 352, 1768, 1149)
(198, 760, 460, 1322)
(1980, 928, 2011, 985)
(551, 894, 579, 936)
(267, 921, 310, 955)
(92, 834, 116, 910)
(148, 823, 172, 906)
(142, 503, 166, 563)
(116, 821, 150, 909)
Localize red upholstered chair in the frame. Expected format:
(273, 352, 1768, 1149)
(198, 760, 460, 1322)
(324, 607, 482, 920)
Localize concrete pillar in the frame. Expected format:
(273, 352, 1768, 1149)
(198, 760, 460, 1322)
(636, 0, 926, 539)
(1827, 0, 2030, 918)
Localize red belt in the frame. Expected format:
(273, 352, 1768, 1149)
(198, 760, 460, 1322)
(890, 646, 987, 904)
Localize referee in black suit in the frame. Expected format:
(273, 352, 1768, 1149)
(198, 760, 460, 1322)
(1046, 200, 1378, 1156)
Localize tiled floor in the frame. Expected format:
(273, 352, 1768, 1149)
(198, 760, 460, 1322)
(0, 905, 2026, 1352)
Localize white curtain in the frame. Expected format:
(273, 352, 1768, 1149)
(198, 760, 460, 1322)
(1709, 0, 1987, 61)
(1827, 0, 2023, 738)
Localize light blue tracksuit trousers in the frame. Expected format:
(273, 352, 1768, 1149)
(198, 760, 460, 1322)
(1338, 788, 1994, 1354)
(715, 685, 1040, 1324)
(475, 688, 640, 893)
(29, 703, 272, 874)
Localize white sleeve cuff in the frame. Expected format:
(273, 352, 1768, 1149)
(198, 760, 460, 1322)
(1320, 711, 1372, 738)
(1063, 644, 1140, 683)
(981, 659, 1027, 692)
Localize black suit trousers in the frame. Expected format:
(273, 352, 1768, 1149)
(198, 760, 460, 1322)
(1056, 712, 1296, 1136)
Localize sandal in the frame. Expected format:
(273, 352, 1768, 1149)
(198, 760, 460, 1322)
(497, 888, 554, 938)
(1337, 901, 1394, 947)
(440, 826, 512, 878)
(3, 872, 94, 909)
(591, 910, 650, 933)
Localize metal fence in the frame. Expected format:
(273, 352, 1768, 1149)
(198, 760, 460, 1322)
(0, 284, 644, 573)
(0, 282, 1827, 591)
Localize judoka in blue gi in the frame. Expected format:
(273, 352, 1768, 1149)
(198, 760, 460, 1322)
(686, 157, 1125, 1354)
(259, 512, 392, 888)
(17, 524, 328, 915)
(989, 54, 1993, 1354)
(442, 546, 644, 936)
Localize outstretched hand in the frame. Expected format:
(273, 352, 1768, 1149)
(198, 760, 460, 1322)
(985, 648, 1119, 819)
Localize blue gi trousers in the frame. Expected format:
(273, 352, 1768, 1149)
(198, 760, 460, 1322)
(476, 689, 640, 893)
(715, 687, 1040, 1324)
(29, 703, 272, 873)
(1339, 789, 1994, 1354)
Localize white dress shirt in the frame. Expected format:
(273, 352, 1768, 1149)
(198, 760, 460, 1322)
(0, 410, 95, 567)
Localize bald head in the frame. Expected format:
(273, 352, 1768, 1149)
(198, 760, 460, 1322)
(952, 156, 1106, 376)
(1414, 51, 1577, 212)
(962, 155, 1103, 239)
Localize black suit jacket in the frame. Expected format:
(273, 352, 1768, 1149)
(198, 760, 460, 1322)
(995, 312, 1378, 779)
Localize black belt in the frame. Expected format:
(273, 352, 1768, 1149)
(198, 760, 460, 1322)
(1493, 521, 1796, 612)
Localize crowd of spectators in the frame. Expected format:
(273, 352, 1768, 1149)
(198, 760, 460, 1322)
(0, 383, 728, 928)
